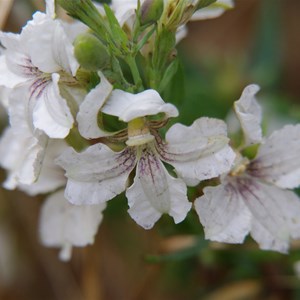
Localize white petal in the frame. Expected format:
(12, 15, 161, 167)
(46, 0, 55, 18)
(126, 146, 191, 229)
(39, 190, 106, 261)
(56, 144, 137, 205)
(0, 55, 25, 88)
(175, 25, 188, 44)
(192, 0, 234, 20)
(21, 13, 62, 73)
(0, 32, 33, 78)
(22, 13, 79, 75)
(51, 21, 79, 76)
(238, 178, 300, 253)
(161, 117, 235, 181)
(195, 183, 251, 243)
(250, 124, 300, 189)
(33, 73, 74, 138)
(101, 89, 178, 122)
(77, 73, 113, 139)
(234, 84, 262, 146)
(0, 86, 48, 188)
(111, 0, 137, 26)
(19, 140, 67, 196)
(0, 126, 48, 189)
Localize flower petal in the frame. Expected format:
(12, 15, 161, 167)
(101, 89, 178, 122)
(56, 144, 137, 205)
(126, 146, 191, 229)
(111, 0, 137, 26)
(0, 86, 48, 188)
(0, 55, 25, 89)
(19, 140, 67, 196)
(46, 0, 55, 19)
(234, 84, 262, 146)
(22, 13, 79, 75)
(39, 190, 106, 261)
(249, 124, 300, 189)
(77, 73, 113, 139)
(32, 73, 74, 138)
(160, 117, 235, 181)
(237, 178, 300, 253)
(0, 32, 33, 78)
(195, 183, 251, 243)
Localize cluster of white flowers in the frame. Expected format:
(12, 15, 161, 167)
(0, 0, 299, 261)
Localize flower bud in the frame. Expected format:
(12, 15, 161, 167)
(74, 33, 110, 71)
(140, 0, 164, 25)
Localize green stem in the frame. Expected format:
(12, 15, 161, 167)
(126, 56, 144, 92)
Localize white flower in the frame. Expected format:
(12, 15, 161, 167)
(39, 190, 106, 261)
(195, 84, 300, 253)
(0, 3, 81, 138)
(0, 84, 68, 192)
(57, 87, 235, 229)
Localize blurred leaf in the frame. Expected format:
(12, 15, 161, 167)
(249, 0, 282, 87)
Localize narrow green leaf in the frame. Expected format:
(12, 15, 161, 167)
(103, 4, 129, 52)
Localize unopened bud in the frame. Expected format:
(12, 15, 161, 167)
(74, 33, 110, 71)
(140, 0, 164, 25)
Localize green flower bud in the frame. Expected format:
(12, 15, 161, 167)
(74, 33, 110, 71)
(140, 0, 164, 25)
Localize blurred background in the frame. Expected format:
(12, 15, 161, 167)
(1, 0, 300, 299)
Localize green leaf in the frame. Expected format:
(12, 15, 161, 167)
(103, 4, 129, 54)
(158, 58, 179, 93)
(162, 60, 185, 107)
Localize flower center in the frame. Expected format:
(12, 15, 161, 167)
(229, 154, 250, 177)
(126, 117, 154, 146)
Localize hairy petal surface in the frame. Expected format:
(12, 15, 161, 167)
(161, 117, 235, 181)
(195, 182, 252, 243)
(102, 89, 178, 122)
(127, 146, 191, 229)
(57, 144, 137, 205)
(234, 84, 262, 146)
(39, 190, 106, 261)
(77, 73, 113, 139)
(249, 124, 300, 189)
